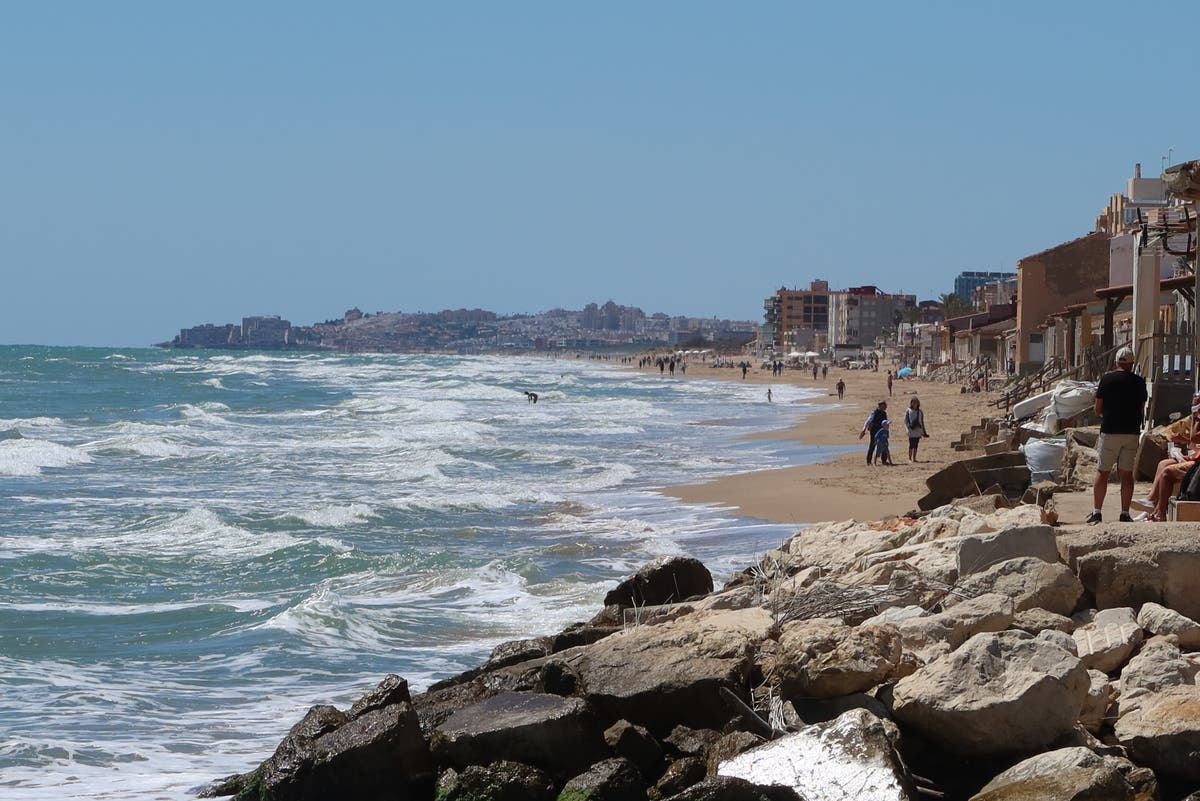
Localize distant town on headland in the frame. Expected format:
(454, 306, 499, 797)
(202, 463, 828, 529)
(159, 301, 761, 354)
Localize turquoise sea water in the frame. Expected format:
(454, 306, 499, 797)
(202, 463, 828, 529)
(0, 346, 837, 799)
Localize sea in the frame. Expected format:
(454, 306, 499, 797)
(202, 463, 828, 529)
(0, 346, 841, 800)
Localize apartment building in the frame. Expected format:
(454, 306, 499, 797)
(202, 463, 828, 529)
(761, 280, 830, 352)
(827, 286, 917, 350)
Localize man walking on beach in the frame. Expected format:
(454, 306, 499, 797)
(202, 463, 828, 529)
(859, 400, 888, 466)
(1088, 347, 1147, 525)
(836, 378, 845, 400)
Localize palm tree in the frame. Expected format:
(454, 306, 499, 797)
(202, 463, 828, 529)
(939, 292, 971, 319)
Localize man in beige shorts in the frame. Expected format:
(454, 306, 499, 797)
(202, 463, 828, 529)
(1088, 347, 1148, 524)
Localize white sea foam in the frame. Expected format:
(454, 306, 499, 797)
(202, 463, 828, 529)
(290, 503, 376, 528)
(85, 507, 302, 562)
(201, 377, 226, 390)
(0, 439, 91, 476)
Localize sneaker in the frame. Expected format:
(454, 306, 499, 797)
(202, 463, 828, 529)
(1085, 511, 1102, 525)
(1119, 512, 1134, 523)
(1130, 498, 1154, 512)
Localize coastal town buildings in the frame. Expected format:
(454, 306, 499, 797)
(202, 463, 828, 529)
(827, 286, 917, 351)
(165, 304, 757, 354)
(953, 270, 1016, 302)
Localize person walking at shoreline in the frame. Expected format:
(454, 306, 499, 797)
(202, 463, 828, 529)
(859, 400, 888, 465)
(904, 397, 929, 462)
(836, 378, 845, 400)
(1088, 347, 1147, 525)
(874, 419, 894, 465)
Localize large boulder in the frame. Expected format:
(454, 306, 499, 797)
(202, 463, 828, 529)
(604, 720, 664, 780)
(431, 691, 604, 778)
(718, 708, 913, 801)
(570, 608, 769, 733)
(559, 757, 647, 801)
(968, 746, 1157, 801)
(1078, 670, 1114, 736)
(895, 593, 1013, 659)
(250, 699, 433, 801)
(1114, 685, 1200, 782)
(1137, 601, 1200, 649)
(1118, 636, 1199, 698)
(947, 556, 1083, 617)
(660, 775, 801, 801)
(891, 630, 1089, 756)
(774, 621, 903, 700)
(1059, 526, 1200, 620)
(955, 525, 1059, 577)
(604, 557, 714, 608)
(1071, 607, 1143, 674)
(434, 761, 556, 801)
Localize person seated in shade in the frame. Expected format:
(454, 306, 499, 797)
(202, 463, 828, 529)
(1133, 392, 1200, 521)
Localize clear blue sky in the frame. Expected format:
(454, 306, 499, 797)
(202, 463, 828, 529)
(2, 2, 1194, 346)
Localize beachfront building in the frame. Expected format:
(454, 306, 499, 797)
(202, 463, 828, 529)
(827, 286, 917, 351)
(954, 270, 1016, 303)
(761, 280, 831, 353)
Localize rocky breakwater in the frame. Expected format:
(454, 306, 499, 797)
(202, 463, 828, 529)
(203, 507, 1200, 801)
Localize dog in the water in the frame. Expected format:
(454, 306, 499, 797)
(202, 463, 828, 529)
(524, 391, 538, 404)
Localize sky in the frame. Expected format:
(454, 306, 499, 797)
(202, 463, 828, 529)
(2, 1, 1196, 347)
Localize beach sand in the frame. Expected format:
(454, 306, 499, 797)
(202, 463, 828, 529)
(657, 360, 1002, 524)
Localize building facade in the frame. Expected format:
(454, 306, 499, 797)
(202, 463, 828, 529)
(761, 280, 830, 352)
(954, 271, 1016, 302)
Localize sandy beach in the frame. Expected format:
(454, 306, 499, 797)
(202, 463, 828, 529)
(656, 360, 1002, 524)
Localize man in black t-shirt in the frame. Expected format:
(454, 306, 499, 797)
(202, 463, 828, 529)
(1088, 347, 1147, 524)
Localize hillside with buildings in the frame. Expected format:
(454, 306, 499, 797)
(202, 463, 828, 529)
(161, 301, 758, 354)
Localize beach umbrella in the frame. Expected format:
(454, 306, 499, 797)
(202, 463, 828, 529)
(803, 351, 820, 358)
(788, 351, 803, 358)
(897, 367, 914, 377)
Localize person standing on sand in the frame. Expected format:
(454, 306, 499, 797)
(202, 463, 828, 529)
(887, 370, 894, 397)
(874, 419, 894, 465)
(1087, 347, 1147, 525)
(904, 397, 929, 462)
(836, 378, 845, 400)
(859, 400, 888, 465)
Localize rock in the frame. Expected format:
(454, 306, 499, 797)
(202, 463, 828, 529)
(487, 638, 552, 670)
(1010, 608, 1074, 635)
(413, 664, 540, 737)
(559, 757, 647, 801)
(654, 756, 707, 798)
(718, 708, 912, 801)
(1118, 636, 1199, 698)
(1078, 670, 1114, 735)
(1036, 629, 1078, 655)
(663, 725, 721, 759)
(660, 775, 801, 801)
(550, 621, 623, 652)
(570, 608, 768, 733)
(604, 557, 714, 608)
(968, 746, 1157, 801)
(891, 630, 1089, 756)
(604, 720, 664, 780)
(1071, 608, 1143, 674)
(775, 621, 903, 699)
(947, 556, 1083, 617)
(951, 494, 1010, 514)
(1137, 601, 1200, 650)
(859, 605, 926, 627)
(1114, 685, 1200, 782)
(895, 593, 1013, 657)
(348, 674, 411, 719)
(777, 519, 913, 576)
(253, 701, 432, 801)
(956, 525, 1059, 577)
(1060, 525, 1200, 619)
(431, 691, 604, 778)
(705, 731, 765, 778)
(787, 693, 892, 728)
(436, 761, 557, 801)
